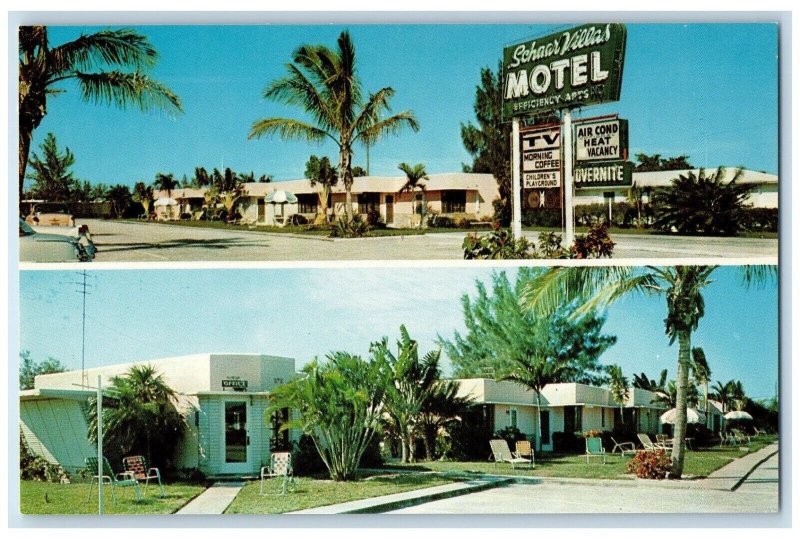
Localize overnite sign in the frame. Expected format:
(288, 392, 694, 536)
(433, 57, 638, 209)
(575, 117, 628, 162)
(521, 124, 562, 189)
(503, 24, 627, 118)
(574, 160, 633, 188)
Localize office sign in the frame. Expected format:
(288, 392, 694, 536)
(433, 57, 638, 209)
(575, 117, 628, 162)
(521, 124, 562, 189)
(574, 160, 633, 188)
(503, 23, 627, 118)
(222, 378, 248, 391)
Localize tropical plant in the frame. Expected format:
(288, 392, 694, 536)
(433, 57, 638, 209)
(266, 352, 387, 481)
(653, 379, 700, 408)
(652, 167, 756, 236)
(329, 214, 369, 238)
(398, 162, 429, 228)
(371, 325, 440, 463)
(627, 448, 671, 479)
(25, 133, 77, 201)
(519, 265, 774, 478)
(305, 155, 338, 224)
(249, 31, 419, 220)
(106, 184, 132, 217)
(634, 153, 693, 172)
(500, 352, 568, 451)
(460, 62, 512, 225)
(18, 26, 182, 199)
(132, 181, 153, 216)
(632, 369, 668, 394)
(212, 168, 245, 216)
(153, 172, 178, 198)
(19, 350, 66, 390)
(731, 380, 747, 411)
(607, 364, 630, 422)
(438, 269, 615, 385)
(462, 224, 614, 260)
(418, 380, 474, 461)
(86, 364, 184, 471)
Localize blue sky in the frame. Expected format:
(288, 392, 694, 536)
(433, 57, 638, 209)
(25, 22, 778, 191)
(19, 265, 779, 401)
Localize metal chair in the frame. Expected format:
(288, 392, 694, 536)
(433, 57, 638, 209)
(122, 455, 165, 497)
(260, 452, 295, 495)
(85, 456, 142, 502)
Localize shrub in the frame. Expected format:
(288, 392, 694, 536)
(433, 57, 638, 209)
(446, 406, 494, 461)
(494, 426, 527, 448)
(552, 431, 583, 454)
(626, 449, 671, 479)
(20, 436, 69, 483)
(429, 216, 456, 228)
(463, 224, 615, 260)
(743, 207, 778, 232)
(291, 434, 329, 477)
(571, 223, 615, 259)
(329, 214, 370, 238)
(522, 208, 562, 227)
(583, 429, 603, 439)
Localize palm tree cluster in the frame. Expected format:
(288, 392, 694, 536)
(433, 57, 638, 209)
(397, 163, 429, 228)
(87, 365, 184, 471)
(249, 31, 419, 220)
(711, 379, 747, 413)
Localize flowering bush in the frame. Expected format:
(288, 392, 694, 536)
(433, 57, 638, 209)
(626, 449, 671, 479)
(463, 223, 614, 260)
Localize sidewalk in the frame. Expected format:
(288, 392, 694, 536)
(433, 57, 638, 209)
(698, 442, 779, 491)
(175, 482, 244, 515)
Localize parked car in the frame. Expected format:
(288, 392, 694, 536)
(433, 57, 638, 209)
(24, 202, 75, 227)
(19, 219, 96, 262)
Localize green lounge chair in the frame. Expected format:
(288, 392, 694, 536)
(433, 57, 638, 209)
(85, 456, 142, 503)
(585, 437, 607, 464)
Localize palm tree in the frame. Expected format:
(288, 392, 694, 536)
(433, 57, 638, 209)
(691, 347, 712, 426)
(519, 265, 774, 478)
(398, 162, 429, 228)
(607, 364, 629, 424)
(500, 352, 567, 451)
(372, 325, 440, 463)
(731, 380, 747, 411)
(132, 181, 153, 217)
(18, 26, 182, 199)
(653, 379, 700, 409)
(632, 369, 668, 393)
(418, 380, 474, 461)
(87, 364, 184, 470)
(249, 31, 419, 220)
(711, 380, 736, 413)
(153, 172, 177, 198)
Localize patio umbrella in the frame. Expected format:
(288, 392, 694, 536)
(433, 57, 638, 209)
(724, 410, 753, 421)
(153, 197, 178, 206)
(265, 190, 298, 204)
(660, 407, 705, 425)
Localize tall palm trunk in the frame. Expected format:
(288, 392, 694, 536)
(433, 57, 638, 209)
(19, 128, 33, 198)
(535, 393, 542, 451)
(671, 330, 691, 478)
(339, 145, 353, 219)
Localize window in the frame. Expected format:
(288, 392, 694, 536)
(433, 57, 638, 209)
(509, 408, 518, 429)
(601, 408, 605, 428)
(297, 194, 318, 214)
(441, 190, 467, 213)
(358, 193, 380, 214)
(564, 405, 583, 434)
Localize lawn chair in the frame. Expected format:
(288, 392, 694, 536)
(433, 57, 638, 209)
(513, 440, 535, 468)
(489, 439, 532, 469)
(610, 437, 637, 456)
(720, 431, 738, 447)
(585, 437, 607, 464)
(731, 429, 751, 445)
(85, 456, 142, 503)
(122, 456, 165, 497)
(655, 434, 675, 449)
(637, 433, 667, 452)
(260, 452, 295, 495)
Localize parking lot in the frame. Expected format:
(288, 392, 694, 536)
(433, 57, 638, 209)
(44, 219, 779, 263)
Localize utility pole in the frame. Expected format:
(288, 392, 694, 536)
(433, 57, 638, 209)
(97, 375, 104, 515)
(562, 109, 575, 246)
(64, 271, 92, 388)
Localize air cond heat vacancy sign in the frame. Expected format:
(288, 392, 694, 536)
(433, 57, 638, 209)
(502, 23, 627, 118)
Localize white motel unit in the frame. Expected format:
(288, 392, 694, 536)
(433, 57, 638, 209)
(20, 353, 297, 477)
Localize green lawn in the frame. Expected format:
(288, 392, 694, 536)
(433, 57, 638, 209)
(20, 480, 206, 515)
(392, 436, 777, 481)
(225, 473, 456, 514)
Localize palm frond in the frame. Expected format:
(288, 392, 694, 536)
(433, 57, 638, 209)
(248, 117, 334, 144)
(49, 28, 158, 75)
(73, 70, 182, 114)
(357, 110, 419, 146)
(739, 265, 777, 289)
(263, 64, 336, 129)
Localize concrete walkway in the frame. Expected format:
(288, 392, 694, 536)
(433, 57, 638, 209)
(175, 481, 244, 514)
(699, 442, 779, 491)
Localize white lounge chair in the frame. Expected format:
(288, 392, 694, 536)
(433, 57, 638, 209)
(260, 451, 295, 495)
(610, 437, 636, 456)
(489, 439, 532, 469)
(637, 433, 668, 451)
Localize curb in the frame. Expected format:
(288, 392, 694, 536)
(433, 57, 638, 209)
(289, 477, 512, 514)
(730, 447, 779, 492)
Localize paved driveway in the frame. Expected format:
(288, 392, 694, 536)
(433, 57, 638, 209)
(388, 452, 779, 514)
(71, 220, 777, 263)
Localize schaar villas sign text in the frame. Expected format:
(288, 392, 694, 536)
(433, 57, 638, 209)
(502, 24, 627, 118)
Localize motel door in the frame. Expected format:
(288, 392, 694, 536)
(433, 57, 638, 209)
(385, 195, 394, 224)
(221, 399, 252, 474)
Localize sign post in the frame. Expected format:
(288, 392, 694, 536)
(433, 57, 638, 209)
(562, 109, 574, 245)
(511, 118, 522, 239)
(97, 375, 103, 515)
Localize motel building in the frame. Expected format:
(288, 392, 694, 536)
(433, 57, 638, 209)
(152, 168, 777, 226)
(20, 354, 297, 478)
(454, 378, 670, 451)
